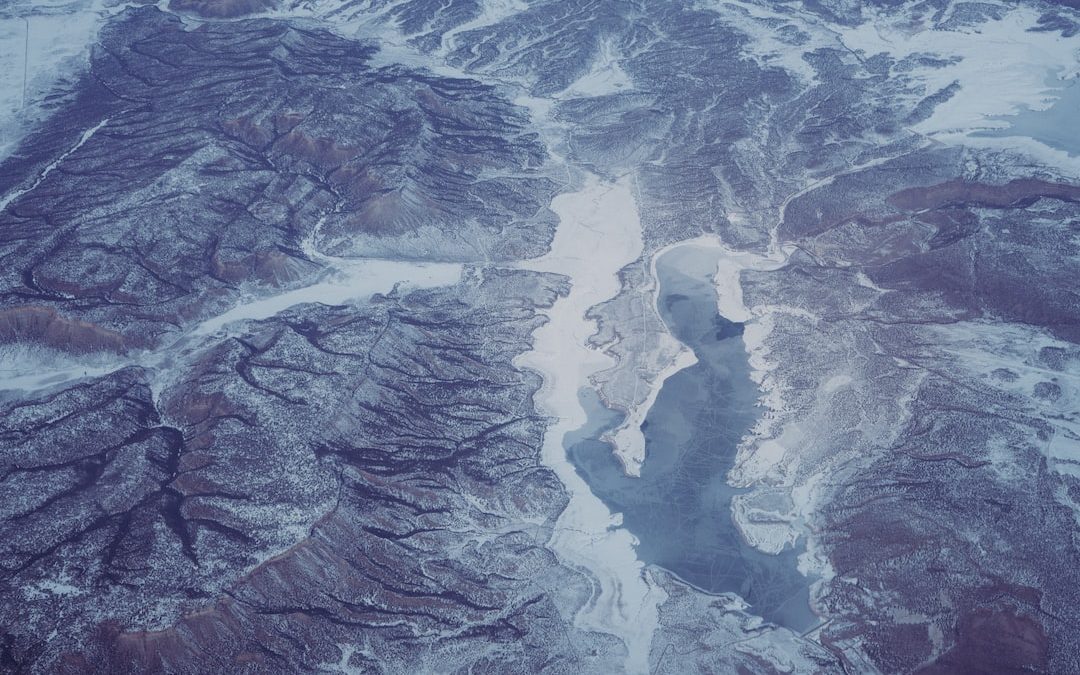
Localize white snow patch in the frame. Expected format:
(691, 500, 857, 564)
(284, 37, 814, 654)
(320, 643, 371, 674)
(821, 373, 852, 393)
(0, 341, 125, 393)
(23, 577, 83, 599)
(835, 6, 1080, 139)
(560, 39, 632, 99)
(700, 0, 821, 85)
(940, 130, 1080, 176)
(0, 0, 127, 162)
(700, 1, 1080, 172)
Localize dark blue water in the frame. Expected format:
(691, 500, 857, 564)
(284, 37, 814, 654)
(567, 246, 816, 631)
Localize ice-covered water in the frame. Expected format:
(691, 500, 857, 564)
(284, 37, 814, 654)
(567, 244, 817, 632)
(975, 72, 1080, 157)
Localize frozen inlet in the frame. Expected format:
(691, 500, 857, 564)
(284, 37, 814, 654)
(190, 258, 464, 338)
(567, 244, 819, 633)
(514, 172, 664, 674)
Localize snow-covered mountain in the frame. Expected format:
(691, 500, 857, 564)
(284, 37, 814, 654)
(1, 0, 1079, 672)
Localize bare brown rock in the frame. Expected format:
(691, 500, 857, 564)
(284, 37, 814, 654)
(919, 608, 1049, 674)
(0, 306, 127, 353)
(888, 178, 1080, 212)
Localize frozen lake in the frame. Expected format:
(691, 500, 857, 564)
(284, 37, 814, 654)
(975, 72, 1080, 157)
(567, 244, 817, 631)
